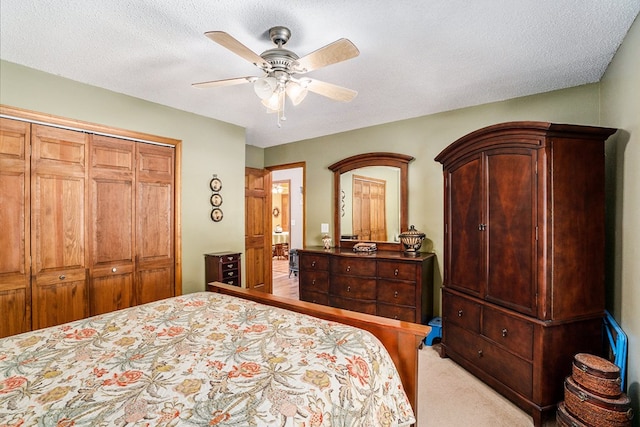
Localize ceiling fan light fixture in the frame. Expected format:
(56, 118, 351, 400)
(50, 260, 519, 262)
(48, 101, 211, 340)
(286, 81, 308, 106)
(253, 76, 277, 100)
(261, 90, 284, 113)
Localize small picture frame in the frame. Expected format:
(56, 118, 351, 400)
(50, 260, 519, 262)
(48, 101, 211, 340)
(210, 193, 223, 207)
(211, 208, 223, 222)
(210, 177, 222, 192)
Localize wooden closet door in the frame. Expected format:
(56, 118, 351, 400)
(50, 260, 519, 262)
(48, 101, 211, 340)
(0, 118, 31, 337)
(245, 167, 272, 292)
(89, 135, 135, 315)
(135, 143, 174, 304)
(31, 125, 89, 329)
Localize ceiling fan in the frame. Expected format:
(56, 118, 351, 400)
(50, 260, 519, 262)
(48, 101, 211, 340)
(193, 26, 360, 126)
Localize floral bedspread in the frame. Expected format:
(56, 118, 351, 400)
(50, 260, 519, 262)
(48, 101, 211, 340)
(0, 292, 414, 426)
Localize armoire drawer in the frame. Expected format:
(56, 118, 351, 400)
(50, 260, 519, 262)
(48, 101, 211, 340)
(444, 292, 481, 333)
(377, 260, 417, 281)
(330, 257, 376, 277)
(377, 280, 415, 306)
(447, 323, 533, 399)
(377, 303, 416, 322)
(299, 270, 329, 292)
(482, 306, 534, 360)
(330, 276, 376, 299)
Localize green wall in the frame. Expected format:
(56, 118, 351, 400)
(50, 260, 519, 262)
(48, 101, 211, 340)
(600, 14, 640, 421)
(0, 60, 246, 295)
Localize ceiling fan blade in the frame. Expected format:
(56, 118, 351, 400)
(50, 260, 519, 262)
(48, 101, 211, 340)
(294, 39, 359, 73)
(305, 78, 357, 102)
(192, 77, 255, 89)
(205, 31, 270, 69)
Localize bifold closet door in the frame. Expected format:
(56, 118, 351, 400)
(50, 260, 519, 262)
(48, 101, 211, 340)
(31, 125, 89, 330)
(0, 118, 31, 338)
(135, 143, 175, 304)
(88, 135, 135, 315)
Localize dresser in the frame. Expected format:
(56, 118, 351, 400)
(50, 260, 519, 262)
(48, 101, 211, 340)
(435, 122, 616, 426)
(297, 248, 434, 324)
(204, 252, 242, 287)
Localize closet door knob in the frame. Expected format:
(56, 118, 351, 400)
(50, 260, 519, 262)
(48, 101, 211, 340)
(59, 274, 66, 280)
(111, 267, 117, 273)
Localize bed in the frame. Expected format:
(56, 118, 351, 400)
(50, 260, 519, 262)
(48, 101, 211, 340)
(0, 284, 429, 426)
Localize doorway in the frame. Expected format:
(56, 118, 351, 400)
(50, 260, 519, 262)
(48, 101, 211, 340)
(268, 163, 304, 299)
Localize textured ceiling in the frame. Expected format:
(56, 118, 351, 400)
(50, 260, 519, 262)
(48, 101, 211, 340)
(1, 1, 639, 147)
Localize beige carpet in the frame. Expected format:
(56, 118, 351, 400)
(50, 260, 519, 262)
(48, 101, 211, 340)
(417, 345, 556, 427)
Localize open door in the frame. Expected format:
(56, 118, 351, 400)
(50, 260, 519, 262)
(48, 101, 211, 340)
(244, 168, 272, 292)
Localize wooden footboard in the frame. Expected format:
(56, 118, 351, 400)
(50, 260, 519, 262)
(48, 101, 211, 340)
(207, 282, 430, 417)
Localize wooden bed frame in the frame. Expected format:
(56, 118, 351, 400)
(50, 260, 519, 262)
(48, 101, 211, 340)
(207, 282, 431, 418)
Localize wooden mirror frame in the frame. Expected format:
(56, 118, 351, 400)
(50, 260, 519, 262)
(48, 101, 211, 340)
(328, 152, 414, 251)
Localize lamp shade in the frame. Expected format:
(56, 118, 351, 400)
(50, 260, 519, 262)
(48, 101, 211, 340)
(254, 77, 277, 100)
(286, 81, 308, 106)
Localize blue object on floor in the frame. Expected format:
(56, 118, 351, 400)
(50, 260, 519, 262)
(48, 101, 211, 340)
(425, 316, 442, 346)
(604, 310, 628, 391)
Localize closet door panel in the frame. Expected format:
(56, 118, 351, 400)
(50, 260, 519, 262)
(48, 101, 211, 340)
(89, 136, 135, 315)
(136, 144, 174, 304)
(0, 118, 31, 337)
(31, 125, 88, 329)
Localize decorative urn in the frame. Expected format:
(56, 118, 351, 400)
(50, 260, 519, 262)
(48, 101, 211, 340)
(398, 225, 426, 256)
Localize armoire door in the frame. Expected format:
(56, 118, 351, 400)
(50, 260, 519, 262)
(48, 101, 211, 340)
(135, 143, 175, 304)
(0, 118, 31, 337)
(31, 125, 89, 329)
(445, 155, 484, 297)
(484, 149, 537, 315)
(88, 135, 135, 315)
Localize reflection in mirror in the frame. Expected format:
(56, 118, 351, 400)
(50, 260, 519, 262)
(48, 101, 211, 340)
(329, 152, 414, 251)
(339, 167, 401, 242)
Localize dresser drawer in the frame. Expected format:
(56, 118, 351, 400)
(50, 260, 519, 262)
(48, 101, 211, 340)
(330, 257, 376, 277)
(217, 253, 240, 263)
(299, 270, 329, 293)
(447, 323, 533, 399)
(377, 260, 417, 281)
(219, 277, 240, 287)
(330, 276, 376, 299)
(482, 306, 534, 360)
(377, 303, 416, 322)
(299, 253, 329, 271)
(330, 296, 376, 315)
(377, 280, 415, 306)
(443, 291, 481, 333)
(219, 268, 240, 280)
(300, 289, 329, 306)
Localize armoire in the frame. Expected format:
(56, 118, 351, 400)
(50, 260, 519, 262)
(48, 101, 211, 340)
(0, 106, 180, 338)
(434, 121, 616, 426)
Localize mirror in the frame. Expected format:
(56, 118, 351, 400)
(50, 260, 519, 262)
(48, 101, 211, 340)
(329, 152, 413, 251)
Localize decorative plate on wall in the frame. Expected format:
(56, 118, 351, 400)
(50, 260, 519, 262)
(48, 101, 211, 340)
(210, 176, 222, 192)
(211, 208, 223, 222)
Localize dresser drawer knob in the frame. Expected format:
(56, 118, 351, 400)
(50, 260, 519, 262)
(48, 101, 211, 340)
(227, 256, 234, 261)
(394, 291, 398, 298)
(394, 269, 399, 276)
(346, 265, 351, 272)
(502, 328, 508, 337)
(312, 279, 316, 285)
(227, 272, 233, 277)
(311, 261, 316, 267)
(458, 310, 463, 317)
(226, 263, 233, 268)
(478, 350, 483, 357)
(347, 286, 351, 292)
